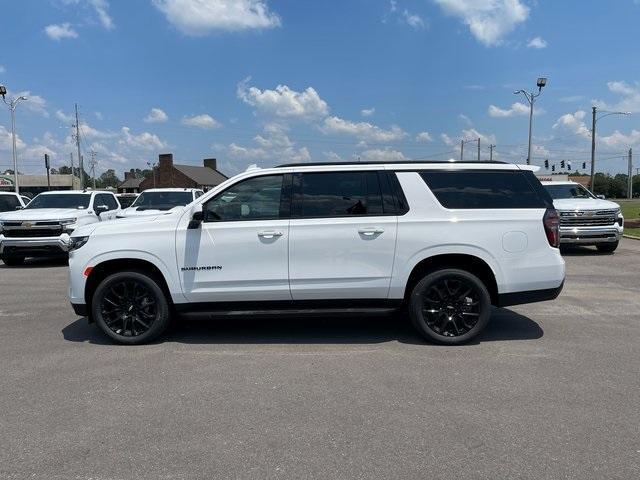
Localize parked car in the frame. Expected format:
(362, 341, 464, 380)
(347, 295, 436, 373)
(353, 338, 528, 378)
(117, 188, 203, 218)
(116, 193, 139, 209)
(68, 161, 565, 345)
(0, 192, 31, 212)
(0, 190, 121, 266)
(541, 181, 624, 253)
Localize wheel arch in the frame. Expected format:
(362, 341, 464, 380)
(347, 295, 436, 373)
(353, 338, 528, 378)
(403, 253, 499, 305)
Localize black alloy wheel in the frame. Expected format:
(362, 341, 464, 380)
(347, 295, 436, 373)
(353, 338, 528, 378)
(93, 271, 170, 344)
(409, 269, 491, 345)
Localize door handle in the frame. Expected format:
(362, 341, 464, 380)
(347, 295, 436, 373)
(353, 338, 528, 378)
(258, 230, 283, 239)
(358, 227, 384, 236)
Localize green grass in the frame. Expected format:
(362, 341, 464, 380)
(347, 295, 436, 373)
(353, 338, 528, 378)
(625, 227, 640, 238)
(616, 200, 640, 220)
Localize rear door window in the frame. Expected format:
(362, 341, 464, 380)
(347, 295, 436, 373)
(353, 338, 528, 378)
(419, 170, 548, 209)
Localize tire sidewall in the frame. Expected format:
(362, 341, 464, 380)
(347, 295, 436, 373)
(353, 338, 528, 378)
(1, 254, 25, 266)
(409, 269, 492, 345)
(92, 271, 170, 345)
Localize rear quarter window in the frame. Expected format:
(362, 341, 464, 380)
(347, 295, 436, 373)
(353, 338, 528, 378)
(419, 170, 549, 209)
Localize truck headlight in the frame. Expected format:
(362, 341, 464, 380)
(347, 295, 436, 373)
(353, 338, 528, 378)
(68, 236, 89, 251)
(60, 218, 78, 233)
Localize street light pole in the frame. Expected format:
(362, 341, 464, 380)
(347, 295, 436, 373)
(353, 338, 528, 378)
(0, 86, 28, 194)
(514, 77, 547, 165)
(589, 107, 631, 192)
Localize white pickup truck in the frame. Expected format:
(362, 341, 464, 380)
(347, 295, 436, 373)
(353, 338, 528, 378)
(541, 181, 624, 252)
(0, 190, 121, 265)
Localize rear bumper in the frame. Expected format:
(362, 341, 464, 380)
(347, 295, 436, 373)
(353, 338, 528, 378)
(497, 281, 564, 307)
(0, 235, 71, 256)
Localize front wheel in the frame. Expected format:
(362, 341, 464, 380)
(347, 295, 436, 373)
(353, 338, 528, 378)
(92, 271, 171, 345)
(409, 269, 492, 345)
(596, 241, 618, 253)
(1, 254, 25, 266)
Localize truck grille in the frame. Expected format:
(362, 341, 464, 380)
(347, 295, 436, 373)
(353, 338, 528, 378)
(559, 210, 617, 227)
(2, 220, 63, 238)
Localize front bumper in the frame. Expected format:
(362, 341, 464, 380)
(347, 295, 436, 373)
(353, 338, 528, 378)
(558, 226, 622, 245)
(0, 235, 72, 256)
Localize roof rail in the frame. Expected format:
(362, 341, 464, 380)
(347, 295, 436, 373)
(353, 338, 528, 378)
(275, 160, 507, 168)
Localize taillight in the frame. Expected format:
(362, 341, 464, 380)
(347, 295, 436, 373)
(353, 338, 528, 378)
(543, 208, 560, 248)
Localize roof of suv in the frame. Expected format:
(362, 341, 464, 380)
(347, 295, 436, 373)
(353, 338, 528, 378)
(276, 160, 508, 168)
(141, 188, 201, 193)
(36, 190, 113, 195)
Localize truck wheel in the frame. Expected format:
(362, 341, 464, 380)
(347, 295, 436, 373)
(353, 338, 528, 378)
(409, 269, 491, 345)
(1, 254, 25, 267)
(92, 271, 171, 345)
(596, 242, 618, 253)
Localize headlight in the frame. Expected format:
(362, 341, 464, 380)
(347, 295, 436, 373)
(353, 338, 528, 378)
(60, 218, 78, 233)
(68, 236, 90, 251)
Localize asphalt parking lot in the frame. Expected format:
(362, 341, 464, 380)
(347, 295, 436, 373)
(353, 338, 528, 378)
(1, 240, 639, 480)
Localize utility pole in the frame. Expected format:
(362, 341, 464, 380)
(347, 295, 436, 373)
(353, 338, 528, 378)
(74, 103, 84, 190)
(489, 144, 496, 161)
(590, 106, 597, 192)
(477, 138, 481, 162)
(89, 150, 97, 189)
(460, 140, 464, 161)
(69, 153, 75, 189)
(628, 148, 633, 199)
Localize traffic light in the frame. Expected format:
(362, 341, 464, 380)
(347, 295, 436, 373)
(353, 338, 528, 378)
(544, 159, 549, 169)
(560, 160, 565, 169)
(582, 162, 586, 170)
(44, 153, 50, 170)
(552, 164, 555, 172)
(567, 161, 571, 171)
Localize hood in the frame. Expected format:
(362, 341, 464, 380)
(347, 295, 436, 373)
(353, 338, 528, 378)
(73, 214, 165, 237)
(553, 198, 620, 212)
(119, 206, 184, 218)
(0, 207, 87, 222)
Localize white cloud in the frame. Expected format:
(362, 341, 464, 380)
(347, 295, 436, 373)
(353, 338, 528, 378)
(79, 122, 116, 140)
(89, 0, 114, 29)
(144, 108, 169, 123)
(461, 128, 496, 145)
(152, 0, 281, 35)
(94, 111, 103, 120)
(458, 113, 472, 125)
(7, 91, 49, 117)
(359, 148, 409, 162)
(237, 78, 329, 119)
(119, 127, 167, 151)
(55, 110, 73, 123)
(403, 10, 426, 29)
(0, 126, 26, 151)
(433, 0, 529, 46)
(361, 107, 375, 117)
(599, 130, 640, 149)
(0, 65, 5, 74)
(323, 151, 344, 162)
(44, 23, 78, 40)
(488, 102, 530, 117)
(416, 131, 433, 142)
(553, 110, 591, 139)
(321, 116, 407, 142)
(594, 80, 640, 113)
(440, 133, 454, 145)
(527, 36, 547, 49)
(181, 114, 221, 129)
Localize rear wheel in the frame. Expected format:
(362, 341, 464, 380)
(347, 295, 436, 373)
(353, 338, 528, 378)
(1, 254, 25, 266)
(92, 271, 171, 345)
(596, 241, 618, 253)
(409, 269, 491, 345)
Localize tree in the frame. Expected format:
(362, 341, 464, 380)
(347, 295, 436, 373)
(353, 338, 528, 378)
(97, 169, 120, 188)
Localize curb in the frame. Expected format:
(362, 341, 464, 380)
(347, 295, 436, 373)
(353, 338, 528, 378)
(623, 235, 640, 241)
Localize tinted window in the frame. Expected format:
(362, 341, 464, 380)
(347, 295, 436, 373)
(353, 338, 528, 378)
(298, 171, 383, 218)
(0, 195, 20, 212)
(420, 170, 546, 209)
(26, 193, 91, 209)
(105, 194, 119, 210)
(131, 191, 194, 211)
(204, 175, 284, 222)
(95, 194, 115, 211)
(544, 183, 593, 199)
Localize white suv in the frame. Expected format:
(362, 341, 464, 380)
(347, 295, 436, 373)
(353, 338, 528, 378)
(542, 181, 624, 252)
(0, 191, 31, 212)
(0, 190, 121, 266)
(68, 161, 565, 345)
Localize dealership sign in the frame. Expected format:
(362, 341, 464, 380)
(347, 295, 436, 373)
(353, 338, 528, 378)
(0, 175, 14, 187)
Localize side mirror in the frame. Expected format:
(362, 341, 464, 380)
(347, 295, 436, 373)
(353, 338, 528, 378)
(95, 205, 109, 215)
(596, 194, 605, 200)
(188, 206, 204, 229)
(15, 206, 23, 210)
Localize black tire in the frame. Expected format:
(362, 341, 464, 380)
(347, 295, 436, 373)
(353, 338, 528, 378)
(596, 242, 618, 253)
(92, 270, 171, 345)
(1, 254, 25, 266)
(409, 269, 491, 345)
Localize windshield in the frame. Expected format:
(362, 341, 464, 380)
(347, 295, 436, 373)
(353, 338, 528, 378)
(25, 193, 91, 209)
(544, 184, 594, 200)
(130, 191, 193, 211)
(0, 194, 21, 212)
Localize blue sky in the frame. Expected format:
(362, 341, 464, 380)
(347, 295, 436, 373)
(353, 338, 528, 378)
(1, 0, 640, 177)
